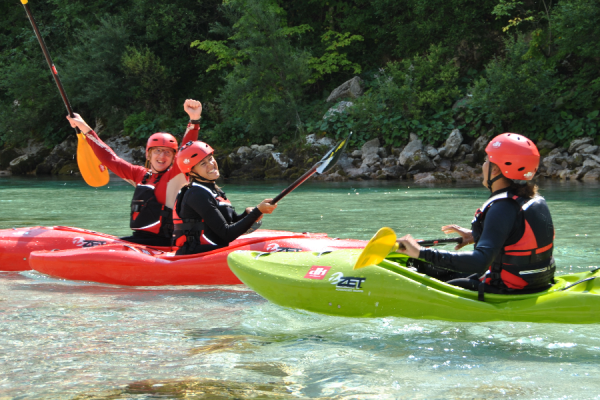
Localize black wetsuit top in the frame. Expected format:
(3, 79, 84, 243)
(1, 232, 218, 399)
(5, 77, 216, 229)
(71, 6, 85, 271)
(418, 188, 524, 275)
(175, 181, 262, 255)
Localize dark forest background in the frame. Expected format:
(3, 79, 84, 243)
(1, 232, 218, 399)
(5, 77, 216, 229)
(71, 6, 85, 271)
(1, 0, 598, 151)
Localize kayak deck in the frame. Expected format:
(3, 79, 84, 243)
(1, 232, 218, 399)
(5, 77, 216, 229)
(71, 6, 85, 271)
(227, 249, 600, 323)
(29, 232, 368, 286)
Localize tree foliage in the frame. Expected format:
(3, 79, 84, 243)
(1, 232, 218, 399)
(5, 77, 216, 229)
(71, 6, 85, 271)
(0, 0, 598, 150)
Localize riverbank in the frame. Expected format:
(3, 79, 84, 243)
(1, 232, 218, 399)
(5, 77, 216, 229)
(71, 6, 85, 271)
(1, 128, 599, 184)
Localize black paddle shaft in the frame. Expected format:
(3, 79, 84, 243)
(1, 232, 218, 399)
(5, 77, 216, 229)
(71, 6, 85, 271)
(270, 132, 351, 205)
(270, 165, 318, 204)
(21, 1, 80, 133)
(417, 237, 463, 247)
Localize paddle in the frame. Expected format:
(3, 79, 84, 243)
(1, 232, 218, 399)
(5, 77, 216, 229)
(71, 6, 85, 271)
(353, 227, 462, 270)
(270, 132, 351, 204)
(20, 0, 109, 187)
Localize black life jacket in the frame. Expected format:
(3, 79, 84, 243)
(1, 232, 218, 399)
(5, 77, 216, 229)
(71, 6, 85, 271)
(130, 171, 173, 238)
(472, 191, 555, 293)
(171, 182, 233, 248)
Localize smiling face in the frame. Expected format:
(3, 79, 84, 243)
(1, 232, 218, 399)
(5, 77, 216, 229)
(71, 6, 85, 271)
(191, 154, 220, 180)
(147, 147, 175, 173)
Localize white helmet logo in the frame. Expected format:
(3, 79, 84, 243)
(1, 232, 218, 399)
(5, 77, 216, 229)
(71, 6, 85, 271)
(524, 171, 534, 178)
(183, 159, 190, 164)
(492, 141, 502, 148)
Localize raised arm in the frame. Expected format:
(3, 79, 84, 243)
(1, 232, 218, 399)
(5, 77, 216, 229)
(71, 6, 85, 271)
(66, 114, 145, 184)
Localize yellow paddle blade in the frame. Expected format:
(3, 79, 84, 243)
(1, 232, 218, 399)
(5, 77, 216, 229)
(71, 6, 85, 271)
(353, 227, 400, 270)
(76, 132, 109, 187)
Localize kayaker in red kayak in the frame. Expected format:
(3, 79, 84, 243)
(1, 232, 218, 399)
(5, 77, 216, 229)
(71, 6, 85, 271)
(396, 133, 555, 299)
(172, 141, 277, 255)
(66, 99, 203, 247)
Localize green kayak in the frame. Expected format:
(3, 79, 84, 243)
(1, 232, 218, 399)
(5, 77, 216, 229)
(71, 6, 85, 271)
(227, 249, 600, 323)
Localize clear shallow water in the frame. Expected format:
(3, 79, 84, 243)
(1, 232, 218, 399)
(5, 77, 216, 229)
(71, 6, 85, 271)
(1, 176, 600, 399)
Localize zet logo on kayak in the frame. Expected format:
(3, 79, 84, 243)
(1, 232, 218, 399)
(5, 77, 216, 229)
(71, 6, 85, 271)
(72, 237, 107, 248)
(304, 265, 331, 279)
(328, 272, 366, 292)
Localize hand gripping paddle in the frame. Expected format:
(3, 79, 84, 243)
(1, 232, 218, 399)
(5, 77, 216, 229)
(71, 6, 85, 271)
(353, 227, 463, 270)
(20, 0, 109, 187)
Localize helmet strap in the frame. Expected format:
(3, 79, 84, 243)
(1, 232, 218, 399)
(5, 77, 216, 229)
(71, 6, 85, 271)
(486, 164, 503, 193)
(189, 171, 216, 183)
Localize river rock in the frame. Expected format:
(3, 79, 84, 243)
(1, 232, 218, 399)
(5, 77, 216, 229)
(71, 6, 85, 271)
(335, 153, 354, 172)
(381, 165, 406, 179)
(436, 158, 452, 172)
(424, 145, 438, 158)
(382, 157, 396, 167)
(0, 147, 20, 170)
(578, 145, 598, 155)
(323, 101, 354, 120)
(326, 76, 364, 102)
(582, 168, 600, 181)
(319, 171, 347, 182)
(361, 138, 381, 167)
(404, 150, 435, 172)
(306, 134, 335, 148)
(537, 140, 556, 150)
(582, 159, 600, 168)
(398, 139, 423, 166)
(344, 165, 371, 180)
(251, 144, 275, 154)
(106, 136, 144, 165)
(441, 129, 463, 158)
(36, 136, 78, 175)
(567, 153, 584, 168)
(414, 171, 455, 184)
(471, 135, 489, 163)
(574, 165, 593, 180)
(452, 163, 481, 181)
(568, 137, 594, 154)
(271, 152, 292, 168)
(9, 150, 50, 175)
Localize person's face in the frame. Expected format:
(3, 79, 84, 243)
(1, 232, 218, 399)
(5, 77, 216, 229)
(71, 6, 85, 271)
(148, 147, 175, 173)
(481, 156, 500, 188)
(192, 154, 220, 180)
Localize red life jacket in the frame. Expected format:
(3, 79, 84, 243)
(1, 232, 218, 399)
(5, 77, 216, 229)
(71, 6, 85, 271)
(472, 191, 555, 292)
(130, 171, 173, 238)
(171, 182, 232, 248)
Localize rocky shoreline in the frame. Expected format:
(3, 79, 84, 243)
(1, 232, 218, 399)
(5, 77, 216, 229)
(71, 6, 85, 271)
(3, 77, 598, 184)
(2, 128, 599, 185)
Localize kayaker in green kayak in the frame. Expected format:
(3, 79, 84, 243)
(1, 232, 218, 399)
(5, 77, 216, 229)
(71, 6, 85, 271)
(171, 140, 278, 255)
(396, 133, 555, 299)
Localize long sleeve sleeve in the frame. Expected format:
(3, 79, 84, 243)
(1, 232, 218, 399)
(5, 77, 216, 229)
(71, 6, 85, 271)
(419, 200, 520, 275)
(186, 189, 262, 243)
(83, 130, 146, 183)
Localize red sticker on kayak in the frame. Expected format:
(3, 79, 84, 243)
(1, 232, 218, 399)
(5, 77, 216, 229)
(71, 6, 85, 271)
(304, 266, 331, 280)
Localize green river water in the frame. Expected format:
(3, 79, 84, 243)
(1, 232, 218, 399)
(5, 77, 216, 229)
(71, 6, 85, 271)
(1, 176, 600, 399)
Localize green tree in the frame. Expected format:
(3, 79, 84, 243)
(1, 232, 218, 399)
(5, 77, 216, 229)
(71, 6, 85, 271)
(470, 34, 557, 133)
(192, 0, 313, 144)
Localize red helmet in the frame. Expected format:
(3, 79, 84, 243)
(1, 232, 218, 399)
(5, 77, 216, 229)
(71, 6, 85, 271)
(146, 132, 178, 153)
(485, 133, 540, 180)
(176, 141, 215, 174)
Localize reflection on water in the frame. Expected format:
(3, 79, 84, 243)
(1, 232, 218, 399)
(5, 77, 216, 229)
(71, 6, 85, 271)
(1, 177, 600, 399)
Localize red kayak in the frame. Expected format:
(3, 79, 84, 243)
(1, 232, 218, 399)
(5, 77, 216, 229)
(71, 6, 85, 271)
(29, 229, 368, 286)
(0, 226, 129, 271)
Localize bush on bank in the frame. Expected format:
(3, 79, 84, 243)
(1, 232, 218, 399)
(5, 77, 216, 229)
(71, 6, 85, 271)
(0, 0, 598, 156)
